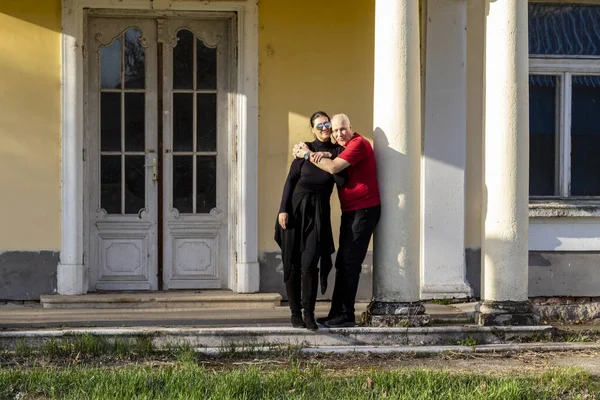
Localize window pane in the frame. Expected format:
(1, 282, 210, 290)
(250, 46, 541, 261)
(529, 4, 600, 56)
(101, 155, 121, 214)
(197, 40, 217, 90)
(125, 156, 145, 214)
(196, 94, 217, 151)
(173, 93, 193, 151)
(125, 93, 145, 152)
(124, 29, 145, 89)
(173, 29, 194, 90)
(100, 36, 122, 89)
(101, 92, 122, 152)
(197, 156, 216, 213)
(529, 75, 557, 196)
(571, 75, 600, 196)
(173, 156, 193, 213)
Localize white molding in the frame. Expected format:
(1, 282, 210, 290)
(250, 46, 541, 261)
(60, 0, 259, 294)
(530, 58, 600, 73)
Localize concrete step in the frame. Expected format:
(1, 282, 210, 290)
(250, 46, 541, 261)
(0, 325, 555, 351)
(40, 290, 282, 309)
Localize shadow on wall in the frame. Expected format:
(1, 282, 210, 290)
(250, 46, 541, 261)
(0, 1, 61, 32)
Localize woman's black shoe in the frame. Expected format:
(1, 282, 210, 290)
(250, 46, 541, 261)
(304, 312, 318, 331)
(291, 313, 306, 328)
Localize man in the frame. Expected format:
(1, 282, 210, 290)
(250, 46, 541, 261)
(293, 113, 381, 327)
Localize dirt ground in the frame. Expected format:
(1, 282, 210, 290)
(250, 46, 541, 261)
(3, 348, 600, 377)
(203, 350, 600, 377)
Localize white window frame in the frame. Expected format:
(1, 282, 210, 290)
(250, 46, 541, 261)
(530, 58, 600, 202)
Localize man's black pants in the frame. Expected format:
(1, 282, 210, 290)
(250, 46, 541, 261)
(329, 204, 381, 319)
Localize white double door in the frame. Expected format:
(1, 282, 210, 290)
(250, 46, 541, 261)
(85, 15, 233, 290)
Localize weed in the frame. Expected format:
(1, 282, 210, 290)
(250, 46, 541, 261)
(456, 336, 478, 346)
(14, 340, 30, 357)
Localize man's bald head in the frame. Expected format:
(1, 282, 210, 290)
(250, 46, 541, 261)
(331, 113, 351, 127)
(331, 113, 354, 147)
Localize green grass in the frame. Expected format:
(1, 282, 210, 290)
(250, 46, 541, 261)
(431, 298, 453, 306)
(456, 336, 478, 347)
(0, 364, 597, 400)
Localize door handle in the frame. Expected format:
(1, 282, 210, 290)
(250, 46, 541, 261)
(145, 158, 157, 181)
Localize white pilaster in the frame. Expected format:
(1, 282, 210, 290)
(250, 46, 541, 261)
(421, 0, 471, 299)
(58, 0, 87, 295)
(234, 0, 260, 293)
(373, 0, 422, 304)
(482, 0, 529, 303)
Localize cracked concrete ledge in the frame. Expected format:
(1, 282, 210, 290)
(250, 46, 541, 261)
(0, 326, 554, 350)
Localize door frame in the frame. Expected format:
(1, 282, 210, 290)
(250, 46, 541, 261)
(58, 0, 259, 294)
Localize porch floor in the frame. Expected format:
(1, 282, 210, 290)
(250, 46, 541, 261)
(0, 300, 475, 330)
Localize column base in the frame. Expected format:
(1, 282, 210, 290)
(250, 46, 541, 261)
(476, 300, 539, 326)
(236, 262, 260, 293)
(364, 301, 430, 327)
(420, 282, 473, 300)
(56, 263, 88, 295)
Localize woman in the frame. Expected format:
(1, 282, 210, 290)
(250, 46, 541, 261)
(274, 111, 345, 331)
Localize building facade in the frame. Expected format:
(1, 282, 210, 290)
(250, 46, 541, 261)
(1, 0, 599, 323)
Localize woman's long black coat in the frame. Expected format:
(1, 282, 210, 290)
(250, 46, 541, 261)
(274, 140, 345, 294)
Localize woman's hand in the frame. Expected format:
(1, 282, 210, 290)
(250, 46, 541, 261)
(292, 142, 310, 158)
(278, 212, 289, 229)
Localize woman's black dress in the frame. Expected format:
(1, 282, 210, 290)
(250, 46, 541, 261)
(274, 140, 345, 309)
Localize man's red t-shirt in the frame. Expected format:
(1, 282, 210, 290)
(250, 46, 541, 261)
(336, 133, 381, 212)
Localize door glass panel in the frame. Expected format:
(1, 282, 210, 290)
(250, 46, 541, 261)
(196, 156, 216, 213)
(196, 94, 217, 152)
(173, 156, 193, 213)
(173, 29, 194, 90)
(125, 93, 145, 151)
(124, 29, 145, 89)
(571, 75, 600, 196)
(101, 37, 122, 89)
(101, 155, 122, 214)
(125, 155, 145, 214)
(101, 92, 122, 152)
(173, 93, 193, 151)
(196, 40, 216, 90)
(529, 75, 557, 196)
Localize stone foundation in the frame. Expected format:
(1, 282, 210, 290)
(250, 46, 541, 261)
(364, 301, 430, 327)
(531, 297, 600, 323)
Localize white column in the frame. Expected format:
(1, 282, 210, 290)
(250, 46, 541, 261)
(235, 1, 260, 293)
(480, 0, 534, 325)
(57, 0, 87, 295)
(372, 0, 425, 325)
(421, 0, 472, 299)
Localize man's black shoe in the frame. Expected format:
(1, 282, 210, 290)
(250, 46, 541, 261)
(323, 314, 355, 328)
(316, 313, 339, 325)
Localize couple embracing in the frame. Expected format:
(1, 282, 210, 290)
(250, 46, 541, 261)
(275, 112, 381, 331)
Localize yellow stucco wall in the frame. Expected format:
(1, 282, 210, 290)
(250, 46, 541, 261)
(257, 0, 375, 251)
(0, 1, 61, 250)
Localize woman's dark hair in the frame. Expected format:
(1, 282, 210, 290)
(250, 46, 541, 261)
(309, 111, 330, 128)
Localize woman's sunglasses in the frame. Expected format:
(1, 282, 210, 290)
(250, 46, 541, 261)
(316, 122, 332, 131)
